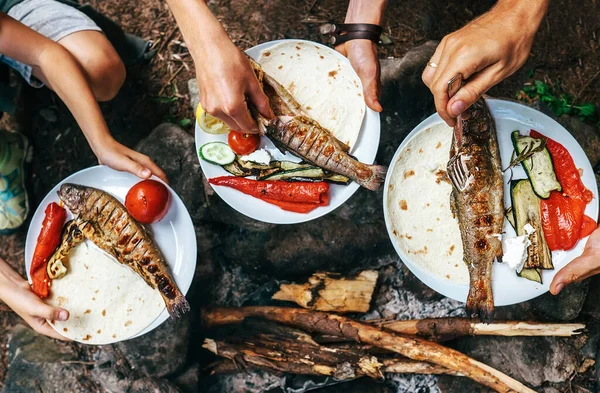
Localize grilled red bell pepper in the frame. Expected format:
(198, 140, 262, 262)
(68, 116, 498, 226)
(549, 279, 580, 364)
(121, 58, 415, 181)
(530, 130, 594, 250)
(30, 202, 66, 298)
(209, 176, 329, 211)
(580, 215, 599, 239)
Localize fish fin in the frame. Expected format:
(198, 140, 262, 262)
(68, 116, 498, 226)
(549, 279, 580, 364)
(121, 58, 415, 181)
(358, 164, 388, 191)
(167, 295, 191, 319)
(466, 279, 495, 323)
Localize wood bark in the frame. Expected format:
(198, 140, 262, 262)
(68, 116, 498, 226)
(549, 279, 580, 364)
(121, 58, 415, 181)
(380, 318, 585, 339)
(202, 306, 536, 393)
(272, 271, 378, 313)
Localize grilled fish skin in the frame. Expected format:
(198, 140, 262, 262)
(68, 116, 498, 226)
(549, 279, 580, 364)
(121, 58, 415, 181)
(47, 220, 85, 279)
(447, 99, 504, 323)
(57, 183, 190, 319)
(248, 57, 387, 191)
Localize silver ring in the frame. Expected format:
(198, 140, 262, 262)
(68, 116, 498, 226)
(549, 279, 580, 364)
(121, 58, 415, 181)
(427, 61, 438, 68)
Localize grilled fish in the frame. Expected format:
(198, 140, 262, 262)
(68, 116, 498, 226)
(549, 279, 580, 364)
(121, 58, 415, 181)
(248, 58, 387, 191)
(57, 183, 190, 318)
(447, 99, 504, 323)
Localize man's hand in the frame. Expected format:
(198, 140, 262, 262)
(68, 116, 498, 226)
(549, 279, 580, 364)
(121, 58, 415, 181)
(196, 38, 273, 133)
(336, 39, 382, 112)
(92, 138, 167, 183)
(0, 258, 70, 340)
(422, 0, 549, 126)
(550, 225, 600, 295)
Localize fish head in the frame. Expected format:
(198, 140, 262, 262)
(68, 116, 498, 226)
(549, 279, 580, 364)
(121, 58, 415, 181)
(57, 183, 87, 213)
(454, 99, 493, 148)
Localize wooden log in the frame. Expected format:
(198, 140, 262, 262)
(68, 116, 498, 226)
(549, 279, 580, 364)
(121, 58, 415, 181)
(204, 339, 459, 378)
(380, 318, 585, 339)
(272, 271, 378, 313)
(202, 307, 536, 393)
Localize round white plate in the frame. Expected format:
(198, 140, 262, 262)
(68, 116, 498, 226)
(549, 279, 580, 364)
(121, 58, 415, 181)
(195, 39, 381, 224)
(24, 165, 197, 342)
(384, 99, 599, 306)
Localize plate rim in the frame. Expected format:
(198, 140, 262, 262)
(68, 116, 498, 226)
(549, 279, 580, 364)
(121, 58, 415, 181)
(195, 38, 381, 224)
(382, 98, 599, 306)
(24, 165, 197, 343)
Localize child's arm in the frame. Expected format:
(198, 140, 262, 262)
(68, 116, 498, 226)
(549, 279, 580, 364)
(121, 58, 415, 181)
(0, 13, 167, 182)
(0, 257, 70, 340)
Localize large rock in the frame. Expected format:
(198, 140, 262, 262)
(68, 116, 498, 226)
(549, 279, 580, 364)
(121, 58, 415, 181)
(130, 377, 182, 393)
(136, 123, 209, 222)
(2, 325, 93, 393)
(533, 280, 590, 321)
(115, 314, 191, 377)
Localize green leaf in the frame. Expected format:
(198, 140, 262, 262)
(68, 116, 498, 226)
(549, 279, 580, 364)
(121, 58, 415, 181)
(179, 118, 192, 127)
(574, 103, 597, 117)
(154, 96, 178, 104)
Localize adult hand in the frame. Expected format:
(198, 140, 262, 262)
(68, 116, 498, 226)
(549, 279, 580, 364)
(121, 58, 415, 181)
(336, 39, 382, 112)
(0, 258, 70, 340)
(92, 138, 167, 183)
(195, 37, 273, 133)
(422, 1, 548, 126)
(550, 225, 600, 295)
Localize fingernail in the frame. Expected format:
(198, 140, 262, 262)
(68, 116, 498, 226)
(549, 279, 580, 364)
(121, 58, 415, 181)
(141, 169, 151, 177)
(450, 100, 466, 117)
(554, 283, 564, 294)
(59, 310, 68, 321)
(375, 101, 383, 112)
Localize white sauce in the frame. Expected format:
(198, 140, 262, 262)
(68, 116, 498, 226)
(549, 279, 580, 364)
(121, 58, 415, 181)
(501, 224, 536, 271)
(240, 149, 271, 165)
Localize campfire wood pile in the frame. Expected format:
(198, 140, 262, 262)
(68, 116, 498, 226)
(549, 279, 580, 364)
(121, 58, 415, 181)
(201, 272, 585, 393)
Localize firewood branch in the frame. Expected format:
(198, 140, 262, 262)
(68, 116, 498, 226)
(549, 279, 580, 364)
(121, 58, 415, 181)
(202, 307, 536, 393)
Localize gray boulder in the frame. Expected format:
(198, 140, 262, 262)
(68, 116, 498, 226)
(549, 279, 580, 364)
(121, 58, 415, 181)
(533, 280, 590, 321)
(130, 377, 182, 393)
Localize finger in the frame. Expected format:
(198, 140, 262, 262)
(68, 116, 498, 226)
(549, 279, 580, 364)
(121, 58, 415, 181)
(362, 69, 382, 112)
(422, 38, 446, 88)
(132, 153, 168, 183)
(30, 317, 72, 340)
(550, 254, 600, 295)
(32, 302, 69, 322)
(112, 156, 153, 179)
(203, 104, 241, 133)
(247, 78, 274, 119)
(223, 100, 259, 134)
(446, 64, 503, 118)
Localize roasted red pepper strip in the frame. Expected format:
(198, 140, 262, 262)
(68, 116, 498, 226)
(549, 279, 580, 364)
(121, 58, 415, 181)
(531, 130, 593, 250)
(580, 215, 598, 239)
(258, 197, 321, 213)
(209, 176, 329, 205)
(30, 202, 66, 298)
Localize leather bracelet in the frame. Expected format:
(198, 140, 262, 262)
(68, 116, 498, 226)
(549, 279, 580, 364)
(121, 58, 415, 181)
(326, 23, 383, 46)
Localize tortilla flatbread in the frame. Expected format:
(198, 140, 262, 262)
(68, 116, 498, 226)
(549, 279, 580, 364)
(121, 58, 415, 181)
(258, 40, 365, 151)
(46, 241, 164, 345)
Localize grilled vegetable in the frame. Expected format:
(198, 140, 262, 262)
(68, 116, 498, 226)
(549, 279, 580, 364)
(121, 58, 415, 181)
(30, 202, 67, 298)
(510, 180, 553, 270)
(199, 142, 236, 165)
(511, 131, 561, 199)
(517, 268, 542, 284)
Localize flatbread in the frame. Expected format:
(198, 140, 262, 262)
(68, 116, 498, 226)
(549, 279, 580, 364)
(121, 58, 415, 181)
(258, 40, 365, 150)
(387, 123, 469, 284)
(46, 241, 164, 344)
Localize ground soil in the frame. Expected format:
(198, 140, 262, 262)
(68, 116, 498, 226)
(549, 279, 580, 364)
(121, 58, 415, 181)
(0, 0, 598, 389)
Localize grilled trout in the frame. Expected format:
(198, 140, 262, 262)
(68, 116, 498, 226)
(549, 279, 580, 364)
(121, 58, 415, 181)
(447, 99, 504, 323)
(248, 58, 387, 191)
(47, 220, 84, 279)
(57, 183, 190, 318)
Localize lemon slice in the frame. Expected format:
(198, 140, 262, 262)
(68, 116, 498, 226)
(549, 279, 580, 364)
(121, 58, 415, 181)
(196, 103, 230, 134)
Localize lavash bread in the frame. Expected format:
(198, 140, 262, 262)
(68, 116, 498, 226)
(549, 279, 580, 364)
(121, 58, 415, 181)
(46, 241, 164, 344)
(387, 123, 469, 284)
(258, 40, 365, 151)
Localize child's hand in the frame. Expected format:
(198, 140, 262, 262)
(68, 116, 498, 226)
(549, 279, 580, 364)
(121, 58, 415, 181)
(0, 259, 70, 340)
(93, 139, 168, 183)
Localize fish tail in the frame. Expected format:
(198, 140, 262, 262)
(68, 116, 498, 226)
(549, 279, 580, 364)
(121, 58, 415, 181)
(166, 294, 191, 319)
(358, 164, 388, 191)
(466, 282, 495, 324)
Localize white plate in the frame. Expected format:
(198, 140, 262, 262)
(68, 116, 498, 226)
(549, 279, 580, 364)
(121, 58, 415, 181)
(384, 99, 599, 306)
(24, 165, 197, 341)
(195, 39, 381, 224)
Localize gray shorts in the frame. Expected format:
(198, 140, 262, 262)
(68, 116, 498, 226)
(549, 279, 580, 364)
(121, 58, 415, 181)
(1, 0, 102, 87)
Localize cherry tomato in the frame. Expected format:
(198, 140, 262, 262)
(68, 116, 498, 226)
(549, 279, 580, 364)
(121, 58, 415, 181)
(125, 180, 170, 224)
(228, 131, 260, 155)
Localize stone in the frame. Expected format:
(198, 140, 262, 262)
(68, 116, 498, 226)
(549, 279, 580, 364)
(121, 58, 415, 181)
(38, 107, 58, 123)
(89, 346, 135, 393)
(533, 280, 590, 321)
(172, 362, 200, 393)
(2, 324, 95, 393)
(136, 123, 209, 222)
(115, 313, 191, 377)
(130, 377, 182, 393)
(188, 79, 200, 113)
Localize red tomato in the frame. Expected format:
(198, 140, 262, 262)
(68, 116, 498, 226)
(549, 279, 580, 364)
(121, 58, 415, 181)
(125, 180, 170, 224)
(228, 131, 260, 155)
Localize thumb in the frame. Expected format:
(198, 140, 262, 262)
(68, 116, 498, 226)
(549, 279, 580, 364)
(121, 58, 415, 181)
(446, 66, 498, 118)
(33, 302, 69, 322)
(550, 254, 600, 295)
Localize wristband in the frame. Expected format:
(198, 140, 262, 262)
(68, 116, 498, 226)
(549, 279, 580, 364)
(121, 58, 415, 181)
(326, 23, 383, 46)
